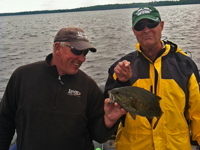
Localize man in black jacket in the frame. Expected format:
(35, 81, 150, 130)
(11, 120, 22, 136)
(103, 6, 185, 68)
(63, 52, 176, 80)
(0, 26, 126, 150)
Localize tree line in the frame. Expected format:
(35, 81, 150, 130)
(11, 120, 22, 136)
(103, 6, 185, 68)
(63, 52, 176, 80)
(0, 0, 200, 16)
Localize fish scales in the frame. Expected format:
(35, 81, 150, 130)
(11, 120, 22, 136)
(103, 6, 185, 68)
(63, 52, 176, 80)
(108, 86, 163, 129)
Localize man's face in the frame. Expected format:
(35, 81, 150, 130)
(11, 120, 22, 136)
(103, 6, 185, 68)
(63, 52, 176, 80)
(54, 42, 87, 75)
(132, 19, 164, 49)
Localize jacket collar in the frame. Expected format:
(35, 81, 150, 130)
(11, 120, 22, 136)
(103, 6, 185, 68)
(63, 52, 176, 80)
(44, 53, 79, 77)
(135, 40, 184, 62)
(45, 53, 59, 76)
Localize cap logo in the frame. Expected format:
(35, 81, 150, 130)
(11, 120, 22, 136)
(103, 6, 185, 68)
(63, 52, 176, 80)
(76, 31, 88, 40)
(136, 7, 152, 16)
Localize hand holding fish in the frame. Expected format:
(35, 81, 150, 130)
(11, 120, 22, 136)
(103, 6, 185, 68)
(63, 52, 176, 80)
(114, 60, 132, 82)
(104, 98, 127, 128)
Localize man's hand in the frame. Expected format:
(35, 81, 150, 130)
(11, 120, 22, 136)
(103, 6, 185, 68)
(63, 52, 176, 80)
(114, 60, 132, 82)
(104, 98, 127, 128)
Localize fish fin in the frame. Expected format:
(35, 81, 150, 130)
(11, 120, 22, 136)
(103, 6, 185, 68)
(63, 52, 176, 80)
(152, 117, 160, 129)
(129, 112, 136, 120)
(147, 117, 153, 126)
(156, 95, 162, 101)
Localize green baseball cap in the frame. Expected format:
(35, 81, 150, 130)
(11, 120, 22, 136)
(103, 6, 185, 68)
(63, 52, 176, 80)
(132, 6, 161, 27)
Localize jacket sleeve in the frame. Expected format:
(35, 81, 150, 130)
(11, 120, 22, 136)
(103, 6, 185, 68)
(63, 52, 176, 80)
(86, 81, 119, 143)
(186, 66, 200, 146)
(0, 71, 18, 150)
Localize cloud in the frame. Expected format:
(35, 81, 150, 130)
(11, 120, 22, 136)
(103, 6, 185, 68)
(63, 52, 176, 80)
(0, 0, 157, 13)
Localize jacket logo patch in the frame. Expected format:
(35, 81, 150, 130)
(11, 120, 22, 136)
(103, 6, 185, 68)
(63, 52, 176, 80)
(68, 89, 81, 97)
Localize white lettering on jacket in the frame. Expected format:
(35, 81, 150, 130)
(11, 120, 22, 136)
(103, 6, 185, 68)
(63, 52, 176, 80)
(68, 89, 81, 97)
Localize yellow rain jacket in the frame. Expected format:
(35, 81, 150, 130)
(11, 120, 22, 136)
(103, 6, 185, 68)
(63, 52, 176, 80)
(104, 40, 200, 150)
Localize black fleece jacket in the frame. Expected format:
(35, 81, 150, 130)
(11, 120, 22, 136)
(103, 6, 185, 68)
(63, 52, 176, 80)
(0, 54, 116, 150)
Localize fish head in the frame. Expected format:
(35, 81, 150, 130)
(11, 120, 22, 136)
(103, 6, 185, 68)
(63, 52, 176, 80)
(108, 87, 131, 105)
(108, 90, 115, 103)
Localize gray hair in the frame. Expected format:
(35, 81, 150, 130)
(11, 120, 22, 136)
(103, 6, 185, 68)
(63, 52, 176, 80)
(53, 42, 69, 54)
(59, 42, 68, 47)
(53, 42, 67, 48)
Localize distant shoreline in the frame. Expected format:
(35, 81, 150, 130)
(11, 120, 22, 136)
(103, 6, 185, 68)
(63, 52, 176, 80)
(0, 0, 200, 17)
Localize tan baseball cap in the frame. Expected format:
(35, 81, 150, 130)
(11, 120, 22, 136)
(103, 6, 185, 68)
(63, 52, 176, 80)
(54, 26, 96, 52)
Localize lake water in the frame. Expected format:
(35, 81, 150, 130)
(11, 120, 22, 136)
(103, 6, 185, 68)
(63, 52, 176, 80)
(0, 4, 200, 99)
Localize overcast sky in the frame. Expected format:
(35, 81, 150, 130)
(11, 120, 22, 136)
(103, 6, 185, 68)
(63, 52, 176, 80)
(0, 0, 168, 13)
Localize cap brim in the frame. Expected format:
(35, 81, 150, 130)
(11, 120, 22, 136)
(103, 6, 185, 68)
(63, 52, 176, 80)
(132, 15, 160, 27)
(70, 41, 96, 52)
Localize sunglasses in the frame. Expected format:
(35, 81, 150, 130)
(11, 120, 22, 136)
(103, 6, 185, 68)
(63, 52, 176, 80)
(64, 45, 88, 56)
(134, 20, 160, 31)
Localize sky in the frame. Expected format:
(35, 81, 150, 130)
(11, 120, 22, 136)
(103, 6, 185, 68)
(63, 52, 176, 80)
(0, 0, 167, 14)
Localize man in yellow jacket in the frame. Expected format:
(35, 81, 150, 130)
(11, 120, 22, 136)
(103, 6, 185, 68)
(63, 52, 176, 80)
(104, 6, 200, 150)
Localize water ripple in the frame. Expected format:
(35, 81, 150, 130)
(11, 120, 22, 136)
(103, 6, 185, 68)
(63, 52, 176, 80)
(0, 4, 200, 99)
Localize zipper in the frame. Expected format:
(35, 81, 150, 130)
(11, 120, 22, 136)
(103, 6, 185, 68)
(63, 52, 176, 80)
(154, 66, 158, 95)
(53, 76, 64, 107)
(58, 76, 64, 85)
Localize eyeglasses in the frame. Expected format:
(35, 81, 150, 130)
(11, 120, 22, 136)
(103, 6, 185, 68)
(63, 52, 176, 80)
(134, 20, 160, 31)
(63, 45, 88, 56)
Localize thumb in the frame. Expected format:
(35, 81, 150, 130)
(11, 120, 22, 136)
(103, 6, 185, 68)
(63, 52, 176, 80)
(124, 61, 130, 67)
(104, 98, 110, 106)
(125, 61, 131, 72)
